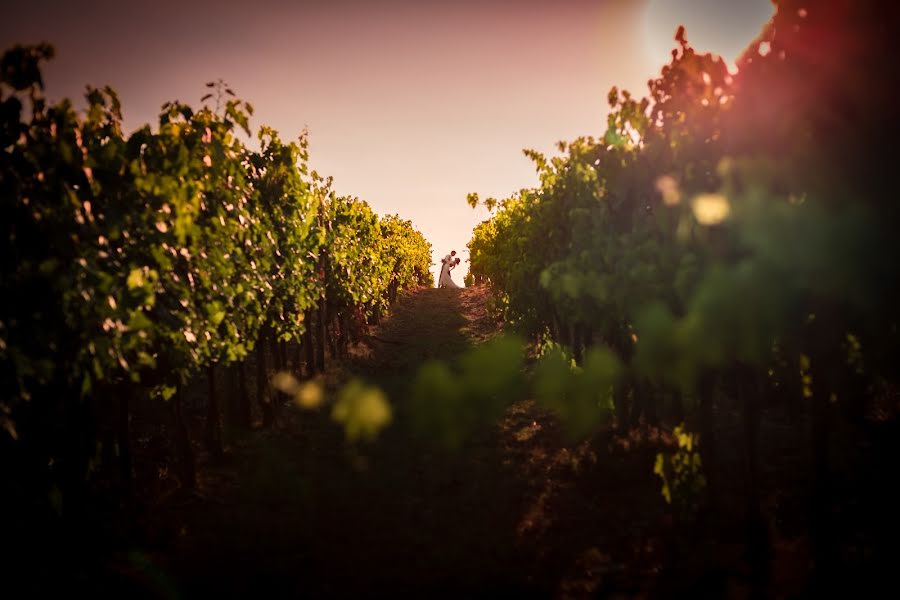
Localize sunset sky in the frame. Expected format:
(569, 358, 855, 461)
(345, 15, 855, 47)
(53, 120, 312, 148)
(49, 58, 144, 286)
(1, 0, 773, 283)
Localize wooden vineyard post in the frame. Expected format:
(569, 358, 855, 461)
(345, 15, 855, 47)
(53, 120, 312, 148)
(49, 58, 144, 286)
(316, 197, 328, 373)
(206, 365, 224, 462)
(172, 386, 196, 492)
(303, 311, 316, 377)
(117, 386, 133, 500)
(257, 327, 273, 428)
(237, 359, 251, 430)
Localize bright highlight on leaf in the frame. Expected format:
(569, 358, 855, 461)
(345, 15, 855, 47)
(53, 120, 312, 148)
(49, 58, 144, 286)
(270, 372, 325, 409)
(331, 379, 392, 442)
(295, 380, 324, 409)
(271, 371, 300, 395)
(655, 175, 681, 206)
(126, 269, 145, 289)
(691, 193, 730, 225)
(654, 424, 706, 515)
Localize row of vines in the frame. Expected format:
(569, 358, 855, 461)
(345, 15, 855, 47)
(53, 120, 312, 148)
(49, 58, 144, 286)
(1, 44, 432, 550)
(464, 0, 898, 591)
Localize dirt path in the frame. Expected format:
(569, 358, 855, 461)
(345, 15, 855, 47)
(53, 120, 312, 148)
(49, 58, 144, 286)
(154, 287, 529, 597)
(146, 286, 666, 598)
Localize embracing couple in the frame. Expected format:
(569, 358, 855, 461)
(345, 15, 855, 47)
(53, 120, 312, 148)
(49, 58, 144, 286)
(438, 250, 461, 289)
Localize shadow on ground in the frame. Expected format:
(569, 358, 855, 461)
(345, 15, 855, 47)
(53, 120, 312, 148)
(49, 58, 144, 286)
(160, 287, 545, 597)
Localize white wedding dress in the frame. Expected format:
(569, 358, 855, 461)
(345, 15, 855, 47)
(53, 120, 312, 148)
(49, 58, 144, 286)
(438, 257, 460, 288)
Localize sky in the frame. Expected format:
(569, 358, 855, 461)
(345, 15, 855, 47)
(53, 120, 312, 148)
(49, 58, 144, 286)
(1, 0, 773, 284)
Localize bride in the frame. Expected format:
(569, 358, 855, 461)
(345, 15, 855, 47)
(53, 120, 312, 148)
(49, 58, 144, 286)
(438, 251, 461, 288)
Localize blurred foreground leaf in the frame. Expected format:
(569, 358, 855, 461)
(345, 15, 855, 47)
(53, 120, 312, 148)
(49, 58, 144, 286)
(332, 379, 392, 442)
(410, 335, 525, 449)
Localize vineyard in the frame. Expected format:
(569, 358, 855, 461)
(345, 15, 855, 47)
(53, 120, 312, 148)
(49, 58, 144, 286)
(464, 0, 900, 595)
(1, 43, 433, 593)
(3, 0, 900, 597)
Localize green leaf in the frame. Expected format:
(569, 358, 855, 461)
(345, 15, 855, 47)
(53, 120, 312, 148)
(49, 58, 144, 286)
(331, 379, 392, 442)
(126, 268, 145, 289)
(127, 310, 153, 331)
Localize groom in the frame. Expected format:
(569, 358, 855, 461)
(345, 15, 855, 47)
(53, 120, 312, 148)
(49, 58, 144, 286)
(438, 250, 456, 288)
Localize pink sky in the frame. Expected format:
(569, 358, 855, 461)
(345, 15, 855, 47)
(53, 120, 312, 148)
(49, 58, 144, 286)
(1, 0, 773, 283)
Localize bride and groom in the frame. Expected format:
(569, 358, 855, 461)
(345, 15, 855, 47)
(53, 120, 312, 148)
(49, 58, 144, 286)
(438, 250, 461, 288)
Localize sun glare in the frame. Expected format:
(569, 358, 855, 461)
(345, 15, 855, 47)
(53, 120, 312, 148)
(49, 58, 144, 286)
(643, 0, 774, 70)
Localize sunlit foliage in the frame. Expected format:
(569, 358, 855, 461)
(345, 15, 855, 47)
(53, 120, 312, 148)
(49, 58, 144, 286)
(0, 44, 432, 533)
(466, 1, 900, 555)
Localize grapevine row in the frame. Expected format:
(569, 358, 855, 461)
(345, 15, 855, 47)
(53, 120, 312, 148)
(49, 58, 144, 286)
(1, 45, 432, 516)
(465, 0, 899, 584)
